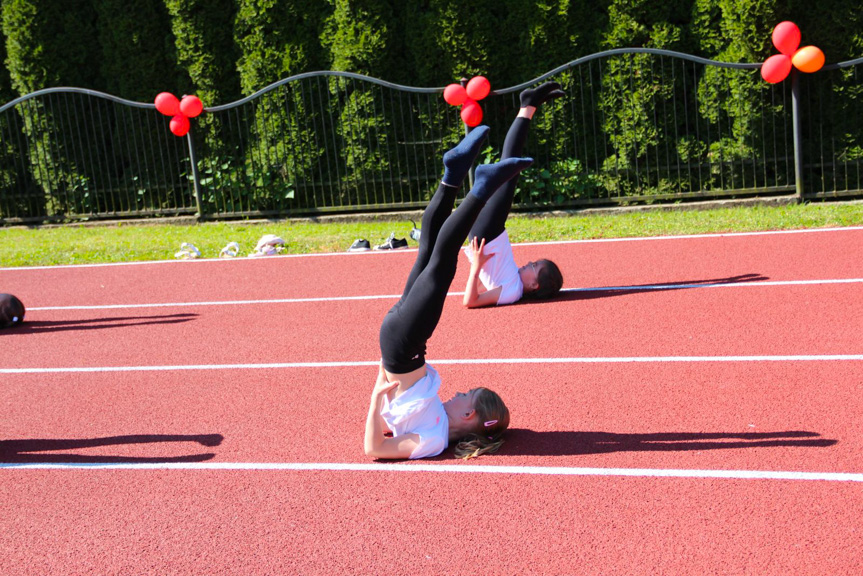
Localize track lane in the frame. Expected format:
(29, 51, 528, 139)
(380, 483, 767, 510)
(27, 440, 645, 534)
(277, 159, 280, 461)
(2, 468, 861, 575)
(2, 227, 862, 308)
(2, 362, 860, 473)
(3, 283, 862, 369)
(3, 227, 862, 575)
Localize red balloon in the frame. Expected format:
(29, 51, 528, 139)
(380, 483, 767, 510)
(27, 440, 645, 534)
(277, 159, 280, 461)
(761, 54, 792, 84)
(460, 99, 483, 127)
(466, 76, 491, 101)
(443, 84, 467, 106)
(155, 92, 180, 117)
(179, 95, 203, 118)
(772, 22, 801, 56)
(169, 114, 190, 137)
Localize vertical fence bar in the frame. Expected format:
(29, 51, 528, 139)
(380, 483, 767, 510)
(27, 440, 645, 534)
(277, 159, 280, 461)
(185, 130, 204, 218)
(790, 68, 805, 200)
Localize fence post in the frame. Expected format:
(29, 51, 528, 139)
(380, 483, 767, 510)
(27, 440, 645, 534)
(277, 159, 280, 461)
(790, 68, 805, 200)
(460, 77, 475, 189)
(185, 130, 204, 218)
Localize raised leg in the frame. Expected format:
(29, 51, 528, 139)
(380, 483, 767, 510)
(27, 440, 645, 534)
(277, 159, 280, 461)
(469, 82, 564, 242)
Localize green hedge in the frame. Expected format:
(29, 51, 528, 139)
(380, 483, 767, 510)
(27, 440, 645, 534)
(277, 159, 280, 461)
(1, 1, 861, 221)
(3, 1, 861, 103)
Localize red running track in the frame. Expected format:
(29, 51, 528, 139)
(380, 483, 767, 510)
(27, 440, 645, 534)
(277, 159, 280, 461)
(1, 227, 862, 575)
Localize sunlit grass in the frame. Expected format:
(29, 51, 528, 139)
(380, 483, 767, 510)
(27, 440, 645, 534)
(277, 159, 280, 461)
(1, 201, 861, 267)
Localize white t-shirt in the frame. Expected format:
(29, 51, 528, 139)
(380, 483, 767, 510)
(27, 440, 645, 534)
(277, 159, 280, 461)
(463, 230, 524, 306)
(379, 364, 449, 459)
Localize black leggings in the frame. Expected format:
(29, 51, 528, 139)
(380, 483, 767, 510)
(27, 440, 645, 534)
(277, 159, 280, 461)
(468, 117, 530, 243)
(379, 185, 485, 373)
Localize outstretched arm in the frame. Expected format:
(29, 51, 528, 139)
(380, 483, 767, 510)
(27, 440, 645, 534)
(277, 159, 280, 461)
(463, 237, 502, 308)
(364, 364, 420, 459)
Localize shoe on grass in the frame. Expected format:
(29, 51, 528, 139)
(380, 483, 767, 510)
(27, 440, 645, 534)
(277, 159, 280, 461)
(174, 242, 201, 259)
(409, 220, 421, 242)
(374, 232, 408, 250)
(249, 234, 285, 257)
(348, 239, 371, 252)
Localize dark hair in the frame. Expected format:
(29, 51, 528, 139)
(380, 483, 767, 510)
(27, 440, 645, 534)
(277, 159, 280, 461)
(527, 259, 563, 300)
(0, 294, 25, 328)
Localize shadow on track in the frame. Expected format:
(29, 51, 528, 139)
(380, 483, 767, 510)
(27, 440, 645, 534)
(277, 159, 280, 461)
(543, 273, 770, 303)
(3, 313, 198, 334)
(499, 429, 837, 457)
(0, 433, 223, 463)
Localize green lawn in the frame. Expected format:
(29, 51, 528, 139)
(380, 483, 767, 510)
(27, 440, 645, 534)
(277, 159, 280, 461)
(1, 201, 861, 267)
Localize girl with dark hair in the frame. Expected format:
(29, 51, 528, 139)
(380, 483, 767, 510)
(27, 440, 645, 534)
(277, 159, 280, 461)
(463, 82, 565, 308)
(365, 126, 531, 460)
(0, 294, 25, 328)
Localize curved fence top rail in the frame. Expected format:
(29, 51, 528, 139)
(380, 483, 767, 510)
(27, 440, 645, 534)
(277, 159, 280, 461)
(0, 86, 153, 114)
(2, 49, 861, 114)
(825, 55, 863, 69)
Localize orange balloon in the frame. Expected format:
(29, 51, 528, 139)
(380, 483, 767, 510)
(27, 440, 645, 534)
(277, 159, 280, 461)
(460, 99, 483, 127)
(792, 46, 825, 73)
(179, 95, 204, 118)
(466, 76, 491, 101)
(761, 54, 792, 84)
(155, 92, 180, 116)
(443, 84, 467, 106)
(169, 114, 190, 137)
(772, 21, 801, 56)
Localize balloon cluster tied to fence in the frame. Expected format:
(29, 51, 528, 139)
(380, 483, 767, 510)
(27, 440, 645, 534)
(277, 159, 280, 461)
(154, 92, 204, 136)
(761, 22, 825, 84)
(443, 76, 491, 127)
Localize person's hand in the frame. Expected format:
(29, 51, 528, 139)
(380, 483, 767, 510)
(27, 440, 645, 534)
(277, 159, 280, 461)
(373, 363, 399, 398)
(469, 237, 492, 270)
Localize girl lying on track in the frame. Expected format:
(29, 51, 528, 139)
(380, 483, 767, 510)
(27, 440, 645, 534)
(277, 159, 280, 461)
(0, 293, 25, 328)
(463, 82, 565, 308)
(365, 126, 532, 460)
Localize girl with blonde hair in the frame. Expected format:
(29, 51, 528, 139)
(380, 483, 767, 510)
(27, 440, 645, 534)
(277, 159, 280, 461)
(365, 125, 527, 460)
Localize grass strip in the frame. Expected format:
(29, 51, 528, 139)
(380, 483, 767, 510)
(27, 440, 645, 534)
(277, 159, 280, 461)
(1, 202, 861, 267)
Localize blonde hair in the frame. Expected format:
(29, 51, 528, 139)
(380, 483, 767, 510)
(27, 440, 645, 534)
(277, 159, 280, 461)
(453, 388, 510, 459)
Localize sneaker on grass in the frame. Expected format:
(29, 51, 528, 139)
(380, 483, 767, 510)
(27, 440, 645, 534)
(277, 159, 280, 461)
(348, 239, 371, 252)
(374, 232, 408, 250)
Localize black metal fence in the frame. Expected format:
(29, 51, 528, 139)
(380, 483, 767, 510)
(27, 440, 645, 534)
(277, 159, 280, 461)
(1, 49, 861, 224)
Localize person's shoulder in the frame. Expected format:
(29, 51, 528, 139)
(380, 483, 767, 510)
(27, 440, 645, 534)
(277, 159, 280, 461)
(410, 414, 449, 459)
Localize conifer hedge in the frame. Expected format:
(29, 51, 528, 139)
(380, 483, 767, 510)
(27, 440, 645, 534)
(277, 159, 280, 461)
(0, 1, 860, 219)
(2, 1, 859, 101)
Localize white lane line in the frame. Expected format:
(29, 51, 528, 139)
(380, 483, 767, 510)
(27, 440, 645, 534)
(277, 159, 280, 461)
(4, 226, 862, 272)
(1, 461, 861, 481)
(0, 248, 416, 271)
(564, 278, 863, 292)
(519, 225, 863, 247)
(26, 278, 863, 311)
(3, 355, 863, 374)
(29, 294, 403, 310)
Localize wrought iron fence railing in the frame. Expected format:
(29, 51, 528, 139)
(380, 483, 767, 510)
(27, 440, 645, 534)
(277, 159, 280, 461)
(1, 49, 861, 224)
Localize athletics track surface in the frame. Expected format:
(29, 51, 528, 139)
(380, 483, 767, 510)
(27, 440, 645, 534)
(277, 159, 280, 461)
(1, 227, 861, 575)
